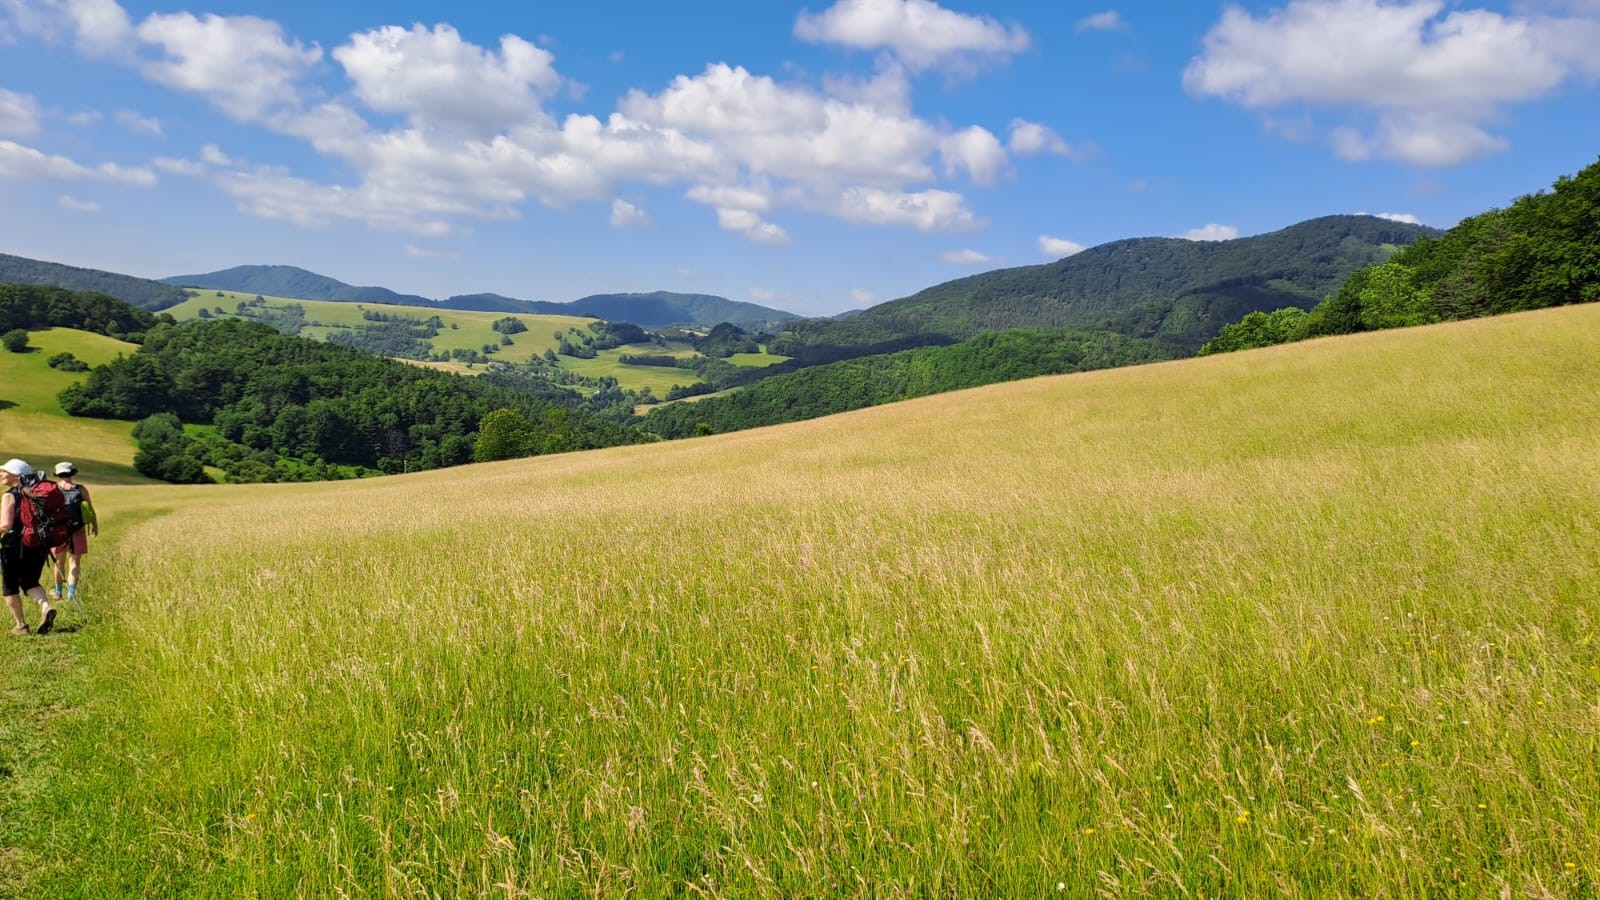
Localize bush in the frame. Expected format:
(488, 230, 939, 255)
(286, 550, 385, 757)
(2, 329, 29, 352)
(46, 352, 90, 372)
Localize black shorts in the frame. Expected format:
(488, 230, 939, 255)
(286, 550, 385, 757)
(1, 541, 50, 595)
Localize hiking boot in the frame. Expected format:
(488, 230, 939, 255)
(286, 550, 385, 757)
(9, 624, 28, 636)
(48, 586, 60, 600)
(37, 608, 56, 635)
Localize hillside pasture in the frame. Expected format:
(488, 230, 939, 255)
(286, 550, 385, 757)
(5, 305, 1600, 895)
(169, 289, 594, 363)
(0, 327, 150, 483)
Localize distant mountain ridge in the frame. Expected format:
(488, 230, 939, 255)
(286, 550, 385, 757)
(771, 215, 1438, 360)
(0, 253, 188, 310)
(163, 265, 435, 307)
(163, 266, 798, 329)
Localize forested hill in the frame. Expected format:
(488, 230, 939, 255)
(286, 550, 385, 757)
(0, 253, 189, 310)
(563, 291, 797, 330)
(771, 215, 1434, 361)
(163, 265, 435, 307)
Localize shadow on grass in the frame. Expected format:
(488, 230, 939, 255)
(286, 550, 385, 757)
(0, 400, 15, 411)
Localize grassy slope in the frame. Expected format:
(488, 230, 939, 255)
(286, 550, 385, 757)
(168, 289, 595, 362)
(4, 305, 1599, 895)
(0, 328, 152, 484)
(169, 290, 777, 394)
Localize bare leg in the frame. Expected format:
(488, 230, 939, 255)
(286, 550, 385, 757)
(6, 593, 26, 632)
(28, 587, 55, 634)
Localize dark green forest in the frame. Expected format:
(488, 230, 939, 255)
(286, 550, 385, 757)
(641, 329, 1180, 438)
(1200, 156, 1600, 355)
(1, 283, 167, 336)
(0, 254, 189, 310)
(58, 318, 643, 482)
(770, 215, 1431, 361)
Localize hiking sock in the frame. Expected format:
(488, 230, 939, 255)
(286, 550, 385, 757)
(65, 585, 77, 600)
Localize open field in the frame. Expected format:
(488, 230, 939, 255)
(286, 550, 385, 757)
(3, 305, 1599, 895)
(0, 327, 152, 484)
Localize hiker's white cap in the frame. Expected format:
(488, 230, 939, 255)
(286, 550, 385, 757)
(1, 459, 32, 478)
(54, 461, 76, 476)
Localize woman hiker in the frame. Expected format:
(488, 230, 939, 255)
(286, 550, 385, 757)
(1, 459, 59, 635)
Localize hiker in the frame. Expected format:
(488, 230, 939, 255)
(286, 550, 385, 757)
(49, 461, 96, 611)
(1, 459, 59, 635)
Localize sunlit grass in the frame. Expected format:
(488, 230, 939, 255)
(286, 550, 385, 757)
(0, 327, 152, 483)
(8, 305, 1600, 895)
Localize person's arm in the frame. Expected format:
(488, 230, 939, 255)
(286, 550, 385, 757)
(80, 485, 99, 537)
(0, 492, 14, 539)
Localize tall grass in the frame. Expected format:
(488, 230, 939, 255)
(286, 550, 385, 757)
(13, 306, 1600, 896)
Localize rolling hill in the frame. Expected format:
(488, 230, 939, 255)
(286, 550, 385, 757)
(771, 214, 1435, 360)
(164, 265, 799, 329)
(0, 252, 189, 310)
(5, 303, 1596, 895)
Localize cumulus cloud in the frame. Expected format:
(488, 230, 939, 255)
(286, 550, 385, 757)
(714, 207, 790, 244)
(1076, 11, 1127, 33)
(610, 197, 650, 227)
(1179, 223, 1239, 241)
(114, 109, 162, 136)
(0, 138, 156, 185)
(794, 0, 1030, 71)
(137, 11, 321, 121)
(0, 88, 39, 137)
(1038, 235, 1086, 257)
(1357, 210, 1422, 224)
(939, 125, 1007, 184)
(849, 288, 878, 305)
(834, 186, 981, 232)
(938, 248, 994, 265)
(334, 24, 560, 136)
(1007, 119, 1077, 157)
(16, 1, 1014, 243)
(1184, 0, 1600, 165)
(58, 194, 101, 212)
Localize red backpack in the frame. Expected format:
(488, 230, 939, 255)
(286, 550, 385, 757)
(16, 477, 71, 550)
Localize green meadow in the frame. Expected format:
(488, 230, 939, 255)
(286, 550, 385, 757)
(167, 290, 784, 395)
(0, 327, 151, 484)
(3, 305, 1599, 895)
(167, 289, 594, 363)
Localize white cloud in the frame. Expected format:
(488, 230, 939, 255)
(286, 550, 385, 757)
(67, 111, 102, 126)
(199, 143, 231, 166)
(0, 138, 155, 185)
(938, 248, 994, 265)
(1076, 11, 1127, 33)
(1039, 235, 1086, 257)
(610, 197, 650, 227)
(333, 24, 560, 136)
(748, 287, 777, 301)
(714, 207, 789, 244)
(2, 0, 135, 57)
(137, 11, 321, 121)
(114, 109, 162, 136)
(1184, 0, 1600, 165)
(794, 0, 1030, 70)
(404, 243, 462, 260)
(1357, 210, 1422, 224)
(58, 194, 100, 212)
(1008, 119, 1071, 156)
(849, 288, 878, 305)
(1179, 223, 1239, 241)
(939, 125, 1008, 185)
(153, 155, 204, 176)
(685, 182, 771, 211)
(834, 186, 981, 232)
(0, 88, 39, 137)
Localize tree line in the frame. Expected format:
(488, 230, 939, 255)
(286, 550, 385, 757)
(641, 329, 1180, 438)
(57, 317, 644, 481)
(1200, 156, 1600, 355)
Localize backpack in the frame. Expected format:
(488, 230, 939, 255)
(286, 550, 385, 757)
(16, 476, 71, 550)
(59, 484, 86, 531)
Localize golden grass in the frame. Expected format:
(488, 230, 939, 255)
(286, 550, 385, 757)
(12, 305, 1600, 895)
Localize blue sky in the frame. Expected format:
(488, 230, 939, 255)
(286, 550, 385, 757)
(1, 0, 1597, 316)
